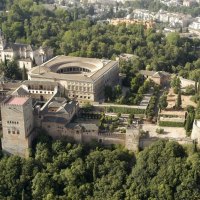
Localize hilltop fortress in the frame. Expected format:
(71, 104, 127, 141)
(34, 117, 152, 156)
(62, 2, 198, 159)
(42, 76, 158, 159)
(1, 56, 140, 157)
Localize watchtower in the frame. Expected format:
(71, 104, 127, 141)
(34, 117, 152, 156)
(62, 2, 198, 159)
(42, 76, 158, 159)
(1, 95, 34, 157)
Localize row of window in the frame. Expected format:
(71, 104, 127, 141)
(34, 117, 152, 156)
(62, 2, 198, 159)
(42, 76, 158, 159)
(8, 130, 20, 134)
(7, 121, 19, 124)
(4, 54, 12, 58)
(68, 94, 91, 99)
(68, 86, 91, 92)
(68, 81, 91, 86)
(29, 90, 54, 94)
(28, 86, 54, 90)
(58, 67, 90, 73)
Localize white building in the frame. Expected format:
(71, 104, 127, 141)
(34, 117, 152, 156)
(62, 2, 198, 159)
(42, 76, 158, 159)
(132, 9, 155, 21)
(0, 30, 53, 71)
(183, 0, 197, 7)
(155, 10, 192, 27)
(189, 17, 200, 30)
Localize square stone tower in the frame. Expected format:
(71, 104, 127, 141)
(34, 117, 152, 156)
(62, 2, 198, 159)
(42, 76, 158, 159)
(1, 96, 34, 157)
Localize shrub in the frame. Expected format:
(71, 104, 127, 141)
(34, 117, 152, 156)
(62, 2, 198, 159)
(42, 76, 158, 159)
(106, 106, 145, 114)
(184, 85, 195, 95)
(159, 121, 184, 127)
(156, 128, 164, 134)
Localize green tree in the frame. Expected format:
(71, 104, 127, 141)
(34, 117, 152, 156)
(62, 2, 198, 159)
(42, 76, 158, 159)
(113, 84, 122, 99)
(104, 85, 113, 102)
(159, 95, 168, 111)
(185, 113, 194, 134)
(176, 91, 182, 109)
(22, 65, 27, 81)
(166, 32, 181, 46)
(3, 60, 22, 79)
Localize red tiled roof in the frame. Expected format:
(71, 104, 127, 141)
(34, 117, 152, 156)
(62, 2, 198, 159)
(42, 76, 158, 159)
(7, 96, 29, 105)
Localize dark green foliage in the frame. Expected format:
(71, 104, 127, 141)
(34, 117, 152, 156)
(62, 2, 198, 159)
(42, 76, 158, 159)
(159, 121, 184, 127)
(171, 76, 181, 93)
(22, 65, 27, 81)
(107, 106, 145, 115)
(0, 139, 200, 199)
(104, 85, 114, 102)
(159, 94, 168, 111)
(183, 85, 195, 95)
(146, 95, 157, 118)
(0, 60, 22, 80)
(176, 91, 182, 109)
(185, 106, 195, 135)
(126, 140, 200, 200)
(185, 112, 195, 135)
(82, 103, 94, 112)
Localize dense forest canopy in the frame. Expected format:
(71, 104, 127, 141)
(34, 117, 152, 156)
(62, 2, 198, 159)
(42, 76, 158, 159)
(0, 135, 200, 200)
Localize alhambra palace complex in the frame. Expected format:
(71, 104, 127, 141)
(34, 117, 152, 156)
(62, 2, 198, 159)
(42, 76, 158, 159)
(1, 53, 200, 157)
(1, 55, 141, 157)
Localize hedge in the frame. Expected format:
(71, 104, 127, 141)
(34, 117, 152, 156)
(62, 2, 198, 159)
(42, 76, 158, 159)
(159, 121, 184, 127)
(106, 106, 145, 114)
(80, 113, 101, 119)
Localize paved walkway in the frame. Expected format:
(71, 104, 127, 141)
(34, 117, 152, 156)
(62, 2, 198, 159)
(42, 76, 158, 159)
(141, 124, 187, 139)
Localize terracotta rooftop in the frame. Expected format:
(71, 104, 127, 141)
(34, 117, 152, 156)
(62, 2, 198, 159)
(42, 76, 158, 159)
(7, 96, 29, 105)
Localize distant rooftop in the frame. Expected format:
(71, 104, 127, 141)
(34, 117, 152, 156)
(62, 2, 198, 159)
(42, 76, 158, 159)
(7, 96, 29, 105)
(140, 70, 170, 77)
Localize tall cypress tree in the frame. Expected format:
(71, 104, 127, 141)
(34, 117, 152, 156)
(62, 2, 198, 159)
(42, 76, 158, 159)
(93, 162, 97, 182)
(185, 112, 194, 134)
(198, 79, 200, 95)
(195, 80, 198, 94)
(176, 91, 182, 109)
(22, 65, 27, 81)
(4, 55, 7, 67)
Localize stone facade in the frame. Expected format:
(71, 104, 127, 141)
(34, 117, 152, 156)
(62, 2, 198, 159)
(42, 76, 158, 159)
(28, 56, 119, 103)
(140, 70, 171, 86)
(1, 96, 35, 157)
(1, 80, 142, 157)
